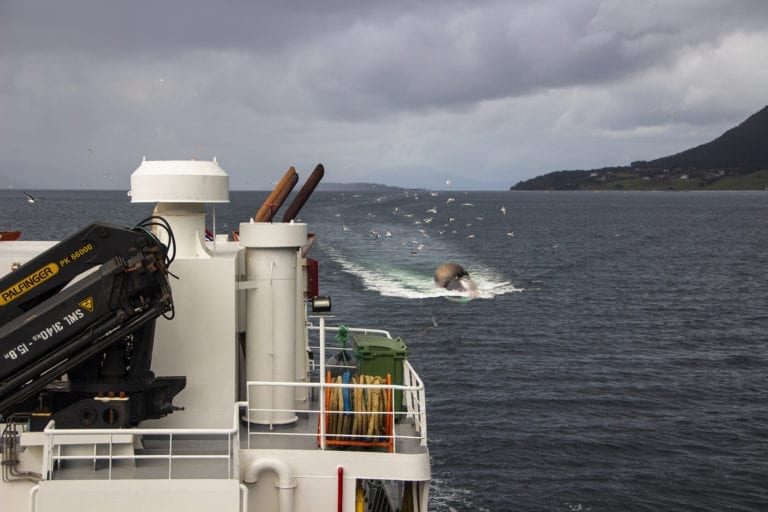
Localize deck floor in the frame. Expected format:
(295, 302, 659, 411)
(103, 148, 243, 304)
(48, 400, 426, 481)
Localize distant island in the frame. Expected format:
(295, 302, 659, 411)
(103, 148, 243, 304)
(511, 105, 768, 191)
(315, 182, 407, 192)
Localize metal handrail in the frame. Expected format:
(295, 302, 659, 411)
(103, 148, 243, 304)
(245, 377, 427, 450)
(304, 320, 428, 448)
(41, 402, 246, 481)
(38, 322, 429, 481)
(307, 323, 393, 339)
(403, 360, 428, 446)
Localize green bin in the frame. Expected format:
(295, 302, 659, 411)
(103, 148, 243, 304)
(353, 335, 408, 418)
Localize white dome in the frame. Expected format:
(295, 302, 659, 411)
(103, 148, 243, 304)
(129, 158, 229, 203)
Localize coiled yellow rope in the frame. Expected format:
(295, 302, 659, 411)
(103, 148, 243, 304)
(327, 374, 388, 441)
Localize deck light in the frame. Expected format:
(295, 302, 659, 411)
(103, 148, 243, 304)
(311, 296, 332, 313)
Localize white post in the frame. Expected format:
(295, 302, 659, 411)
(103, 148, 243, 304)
(318, 315, 326, 449)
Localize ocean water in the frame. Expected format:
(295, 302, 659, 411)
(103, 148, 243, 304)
(1, 188, 767, 511)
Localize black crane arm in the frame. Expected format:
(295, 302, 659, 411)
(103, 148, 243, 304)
(0, 219, 183, 428)
(0, 222, 170, 327)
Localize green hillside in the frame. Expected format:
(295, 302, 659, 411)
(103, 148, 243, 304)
(512, 106, 768, 191)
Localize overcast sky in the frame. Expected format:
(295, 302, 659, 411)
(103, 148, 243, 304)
(2, 0, 767, 190)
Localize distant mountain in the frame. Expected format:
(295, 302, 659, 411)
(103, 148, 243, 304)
(359, 165, 504, 191)
(315, 182, 406, 192)
(634, 105, 768, 171)
(512, 106, 768, 191)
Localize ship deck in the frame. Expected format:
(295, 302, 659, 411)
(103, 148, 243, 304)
(33, 323, 428, 482)
(40, 369, 427, 481)
(42, 406, 426, 481)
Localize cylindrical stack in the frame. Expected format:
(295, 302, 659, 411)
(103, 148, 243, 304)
(238, 222, 307, 425)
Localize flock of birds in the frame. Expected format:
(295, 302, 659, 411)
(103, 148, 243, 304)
(336, 190, 515, 257)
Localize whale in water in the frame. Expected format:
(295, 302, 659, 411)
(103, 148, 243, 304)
(434, 262, 479, 298)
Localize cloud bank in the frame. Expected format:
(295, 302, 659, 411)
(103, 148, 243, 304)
(2, 0, 767, 189)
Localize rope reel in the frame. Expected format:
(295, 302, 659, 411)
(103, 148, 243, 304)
(323, 371, 392, 448)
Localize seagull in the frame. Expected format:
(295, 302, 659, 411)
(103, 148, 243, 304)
(506, 230, 514, 236)
(500, 206, 507, 215)
(446, 197, 455, 204)
(342, 225, 350, 231)
(24, 192, 36, 203)
(466, 234, 475, 239)
(426, 206, 437, 214)
(385, 229, 392, 237)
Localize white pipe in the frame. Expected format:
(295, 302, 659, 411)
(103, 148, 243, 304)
(294, 252, 308, 402)
(318, 316, 326, 449)
(212, 204, 217, 255)
(242, 457, 295, 512)
(28, 485, 39, 512)
(239, 484, 249, 512)
(152, 202, 209, 258)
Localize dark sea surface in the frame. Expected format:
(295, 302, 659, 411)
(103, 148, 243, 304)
(2, 188, 767, 511)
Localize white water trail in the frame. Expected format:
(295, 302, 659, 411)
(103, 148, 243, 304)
(326, 247, 522, 300)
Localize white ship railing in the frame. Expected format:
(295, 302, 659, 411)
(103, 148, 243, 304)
(41, 402, 246, 481)
(37, 321, 428, 480)
(247, 316, 427, 453)
(402, 359, 428, 441)
(307, 325, 392, 375)
(244, 373, 427, 452)
(307, 320, 427, 448)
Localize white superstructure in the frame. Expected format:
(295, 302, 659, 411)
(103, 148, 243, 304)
(0, 160, 431, 512)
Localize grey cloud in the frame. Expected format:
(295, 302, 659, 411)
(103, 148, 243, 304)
(283, 0, 767, 120)
(2, 0, 768, 189)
